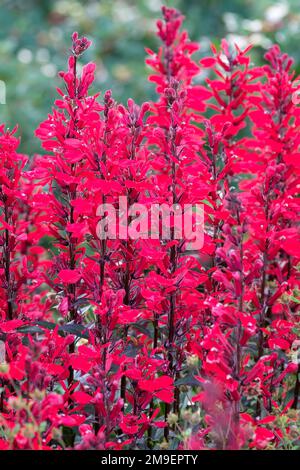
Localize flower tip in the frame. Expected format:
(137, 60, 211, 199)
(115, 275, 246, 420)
(72, 31, 79, 42)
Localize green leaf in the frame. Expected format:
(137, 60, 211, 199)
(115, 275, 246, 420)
(175, 375, 199, 387)
(289, 295, 300, 304)
(17, 321, 89, 339)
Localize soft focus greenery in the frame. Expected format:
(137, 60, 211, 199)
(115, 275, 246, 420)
(1, 0, 299, 153)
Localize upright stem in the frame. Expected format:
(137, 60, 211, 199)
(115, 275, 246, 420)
(66, 56, 78, 394)
(147, 312, 159, 447)
(164, 149, 179, 438)
(256, 192, 270, 416)
(292, 364, 300, 409)
(120, 260, 130, 405)
(233, 227, 244, 439)
(93, 117, 111, 432)
(3, 201, 13, 320)
(120, 133, 138, 407)
(67, 194, 76, 390)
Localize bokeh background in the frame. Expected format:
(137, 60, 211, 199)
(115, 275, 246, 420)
(0, 0, 299, 153)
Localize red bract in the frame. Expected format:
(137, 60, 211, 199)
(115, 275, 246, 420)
(0, 5, 299, 451)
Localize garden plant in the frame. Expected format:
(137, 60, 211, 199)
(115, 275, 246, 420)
(0, 6, 299, 451)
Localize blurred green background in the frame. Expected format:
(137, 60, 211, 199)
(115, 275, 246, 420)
(0, 0, 299, 153)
